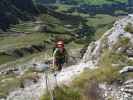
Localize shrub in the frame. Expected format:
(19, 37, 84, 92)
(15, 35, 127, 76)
(83, 78, 104, 100)
(73, 65, 122, 100)
(124, 23, 133, 33)
(40, 86, 80, 100)
(40, 61, 122, 100)
(113, 37, 130, 50)
(99, 49, 127, 66)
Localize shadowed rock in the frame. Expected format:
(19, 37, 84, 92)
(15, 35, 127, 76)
(119, 66, 133, 74)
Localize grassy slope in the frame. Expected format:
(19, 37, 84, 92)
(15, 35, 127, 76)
(86, 14, 119, 39)
(0, 50, 51, 97)
(37, 0, 127, 5)
(74, 0, 128, 5)
(0, 33, 49, 51)
(0, 9, 119, 65)
(55, 4, 121, 39)
(71, 12, 118, 39)
(55, 4, 74, 12)
(0, 11, 79, 64)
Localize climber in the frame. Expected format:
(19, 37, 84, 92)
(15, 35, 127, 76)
(53, 40, 68, 71)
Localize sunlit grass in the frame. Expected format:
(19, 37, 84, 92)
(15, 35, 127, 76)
(74, 0, 127, 5)
(40, 86, 81, 100)
(0, 33, 50, 51)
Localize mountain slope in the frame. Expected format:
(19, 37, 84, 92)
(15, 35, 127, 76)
(4, 15, 133, 100)
(6, 63, 94, 100)
(0, 0, 38, 31)
(82, 15, 133, 99)
(83, 14, 133, 65)
(74, 0, 128, 5)
(37, 0, 128, 5)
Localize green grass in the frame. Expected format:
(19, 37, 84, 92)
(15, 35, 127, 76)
(0, 39, 83, 67)
(115, 10, 128, 15)
(124, 23, 133, 34)
(40, 86, 80, 100)
(74, 0, 128, 5)
(0, 49, 51, 69)
(66, 41, 84, 49)
(86, 14, 115, 27)
(70, 13, 119, 40)
(0, 13, 118, 65)
(0, 33, 50, 52)
(113, 37, 130, 51)
(99, 49, 128, 67)
(40, 14, 73, 34)
(9, 21, 37, 33)
(0, 31, 53, 65)
(39, 14, 61, 25)
(0, 75, 21, 98)
(56, 4, 73, 12)
(0, 50, 52, 97)
(0, 54, 17, 65)
(85, 14, 118, 39)
(69, 13, 117, 40)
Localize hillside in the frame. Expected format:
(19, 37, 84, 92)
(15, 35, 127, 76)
(4, 15, 133, 100)
(0, 2, 91, 98)
(0, 1, 132, 100)
(0, 0, 38, 31)
(41, 14, 133, 100)
(37, 0, 128, 5)
(74, 0, 128, 5)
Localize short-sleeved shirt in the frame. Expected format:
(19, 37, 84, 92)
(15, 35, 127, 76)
(53, 48, 67, 60)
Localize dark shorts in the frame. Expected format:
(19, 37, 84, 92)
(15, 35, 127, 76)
(55, 58, 65, 71)
(55, 58, 65, 65)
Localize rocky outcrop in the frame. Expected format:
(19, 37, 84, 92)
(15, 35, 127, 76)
(100, 82, 133, 100)
(119, 66, 133, 74)
(82, 15, 133, 65)
(82, 14, 133, 100)
(121, 79, 133, 94)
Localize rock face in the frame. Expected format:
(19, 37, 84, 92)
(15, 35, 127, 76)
(100, 82, 133, 100)
(122, 79, 133, 94)
(82, 15, 133, 99)
(82, 14, 133, 65)
(119, 66, 133, 74)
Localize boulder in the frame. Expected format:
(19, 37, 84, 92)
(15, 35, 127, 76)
(32, 63, 50, 72)
(119, 66, 133, 74)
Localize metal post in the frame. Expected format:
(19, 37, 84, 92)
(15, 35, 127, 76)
(54, 72, 58, 87)
(45, 71, 49, 93)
